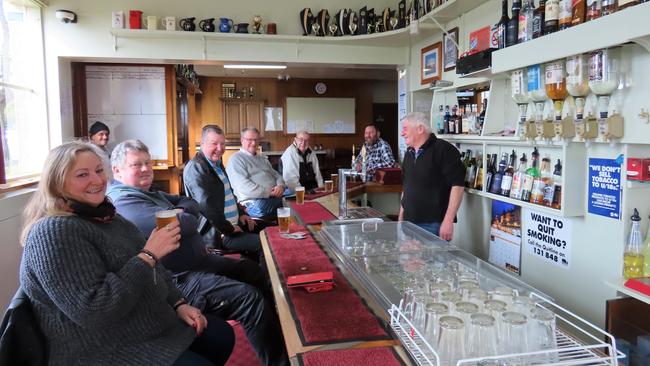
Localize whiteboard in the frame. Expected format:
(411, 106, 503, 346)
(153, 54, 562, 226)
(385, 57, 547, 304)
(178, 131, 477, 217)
(85, 65, 168, 160)
(286, 97, 355, 134)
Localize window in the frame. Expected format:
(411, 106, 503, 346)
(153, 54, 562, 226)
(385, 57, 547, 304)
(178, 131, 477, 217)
(0, 0, 48, 184)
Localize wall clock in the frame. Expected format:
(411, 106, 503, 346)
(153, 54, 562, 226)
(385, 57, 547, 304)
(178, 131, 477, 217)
(315, 82, 327, 95)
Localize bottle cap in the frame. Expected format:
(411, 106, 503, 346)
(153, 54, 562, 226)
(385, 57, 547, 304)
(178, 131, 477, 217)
(632, 208, 640, 222)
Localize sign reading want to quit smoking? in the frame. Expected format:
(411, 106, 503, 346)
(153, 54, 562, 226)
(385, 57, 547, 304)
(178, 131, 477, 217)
(523, 210, 572, 270)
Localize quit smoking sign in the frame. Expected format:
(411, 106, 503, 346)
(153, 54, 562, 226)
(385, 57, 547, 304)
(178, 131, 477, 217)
(524, 210, 572, 269)
(588, 158, 622, 219)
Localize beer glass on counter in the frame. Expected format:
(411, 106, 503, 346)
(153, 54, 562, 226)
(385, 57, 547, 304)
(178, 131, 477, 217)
(155, 209, 181, 229)
(324, 180, 334, 192)
(295, 186, 305, 205)
(277, 207, 291, 233)
(331, 173, 338, 189)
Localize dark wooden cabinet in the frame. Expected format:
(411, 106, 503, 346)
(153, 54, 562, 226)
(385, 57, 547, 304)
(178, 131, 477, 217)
(221, 100, 264, 138)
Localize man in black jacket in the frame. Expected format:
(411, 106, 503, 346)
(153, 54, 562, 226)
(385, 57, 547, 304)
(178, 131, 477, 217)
(183, 125, 264, 263)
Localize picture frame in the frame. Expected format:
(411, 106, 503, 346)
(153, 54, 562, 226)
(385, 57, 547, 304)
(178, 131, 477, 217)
(421, 42, 442, 85)
(443, 27, 459, 71)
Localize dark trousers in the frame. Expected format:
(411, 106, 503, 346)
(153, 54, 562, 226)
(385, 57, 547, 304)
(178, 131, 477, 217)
(172, 314, 235, 366)
(198, 253, 272, 300)
(174, 272, 290, 366)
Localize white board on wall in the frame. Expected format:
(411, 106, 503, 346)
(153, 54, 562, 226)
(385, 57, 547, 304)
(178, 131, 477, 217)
(85, 65, 168, 160)
(286, 97, 355, 134)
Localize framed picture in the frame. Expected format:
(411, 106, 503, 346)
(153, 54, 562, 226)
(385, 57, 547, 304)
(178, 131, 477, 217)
(443, 27, 459, 71)
(421, 42, 442, 85)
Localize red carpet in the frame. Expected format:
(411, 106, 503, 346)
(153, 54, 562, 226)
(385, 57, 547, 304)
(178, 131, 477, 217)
(264, 224, 391, 345)
(225, 321, 261, 366)
(297, 347, 405, 366)
(288, 201, 337, 224)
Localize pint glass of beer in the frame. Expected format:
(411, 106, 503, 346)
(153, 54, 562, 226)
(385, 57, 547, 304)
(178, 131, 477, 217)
(155, 209, 180, 229)
(324, 180, 334, 192)
(331, 174, 338, 189)
(295, 186, 305, 205)
(277, 207, 291, 233)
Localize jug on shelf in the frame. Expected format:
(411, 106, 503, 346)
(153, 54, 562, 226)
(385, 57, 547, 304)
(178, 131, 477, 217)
(129, 10, 143, 29)
(234, 23, 249, 34)
(199, 18, 216, 32)
(219, 18, 233, 32)
(179, 17, 196, 31)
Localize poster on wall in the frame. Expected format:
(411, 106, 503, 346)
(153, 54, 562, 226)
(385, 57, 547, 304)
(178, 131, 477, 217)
(587, 158, 622, 220)
(523, 209, 572, 269)
(488, 201, 522, 275)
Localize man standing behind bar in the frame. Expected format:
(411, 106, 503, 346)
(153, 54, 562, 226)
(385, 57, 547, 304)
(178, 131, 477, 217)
(280, 130, 323, 191)
(226, 127, 287, 218)
(399, 112, 465, 241)
(353, 124, 395, 182)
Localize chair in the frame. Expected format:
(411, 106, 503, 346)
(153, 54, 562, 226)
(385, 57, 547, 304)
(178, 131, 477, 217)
(0, 288, 47, 366)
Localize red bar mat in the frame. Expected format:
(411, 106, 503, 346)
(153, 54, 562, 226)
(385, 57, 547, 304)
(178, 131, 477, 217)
(264, 225, 391, 346)
(297, 347, 405, 366)
(288, 201, 337, 225)
(226, 321, 261, 366)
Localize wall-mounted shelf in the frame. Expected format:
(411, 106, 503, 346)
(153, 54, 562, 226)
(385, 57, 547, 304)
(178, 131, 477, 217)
(627, 180, 650, 189)
(492, 2, 650, 74)
(605, 278, 650, 306)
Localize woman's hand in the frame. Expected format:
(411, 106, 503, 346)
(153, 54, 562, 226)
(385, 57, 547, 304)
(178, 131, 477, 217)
(144, 220, 181, 259)
(176, 304, 207, 336)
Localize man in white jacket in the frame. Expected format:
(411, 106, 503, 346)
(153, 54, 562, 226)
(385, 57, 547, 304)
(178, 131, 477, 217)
(280, 130, 323, 191)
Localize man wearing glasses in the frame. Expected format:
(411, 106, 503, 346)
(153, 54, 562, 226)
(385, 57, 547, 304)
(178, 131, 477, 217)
(280, 130, 323, 191)
(226, 127, 289, 218)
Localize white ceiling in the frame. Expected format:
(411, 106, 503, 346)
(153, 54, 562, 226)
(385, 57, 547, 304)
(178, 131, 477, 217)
(194, 62, 398, 81)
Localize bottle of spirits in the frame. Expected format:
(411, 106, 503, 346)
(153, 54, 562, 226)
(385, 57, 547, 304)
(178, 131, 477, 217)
(474, 153, 484, 190)
(500, 150, 517, 196)
(601, 0, 618, 15)
(531, 156, 551, 204)
(456, 105, 463, 134)
(519, 0, 535, 43)
(496, 0, 510, 49)
(520, 147, 540, 201)
(509, 153, 528, 200)
(642, 215, 650, 276)
(532, 0, 546, 38)
(586, 0, 601, 20)
(624, 208, 644, 279)
(544, 0, 560, 34)
(478, 98, 487, 133)
(558, 0, 573, 29)
(463, 149, 472, 186)
(507, 0, 522, 47)
(572, 0, 586, 26)
(435, 105, 445, 134)
(450, 105, 458, 134)
(485, 154, 497, 194)
(489, 153, 509, 194)
(544, 159, 562, 207)
(468, 153, 478, 189)
(443, 105, 451, 134)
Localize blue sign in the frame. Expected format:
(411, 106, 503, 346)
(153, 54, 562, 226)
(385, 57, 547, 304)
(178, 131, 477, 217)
(588, 158, 622, 219)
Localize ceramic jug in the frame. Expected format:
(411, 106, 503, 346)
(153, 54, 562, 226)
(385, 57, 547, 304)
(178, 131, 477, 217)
(199, 18, 215, 32)
(180, 17, 196, 31)
(234, 23, 249, 34)
(219, 18, 233, 32)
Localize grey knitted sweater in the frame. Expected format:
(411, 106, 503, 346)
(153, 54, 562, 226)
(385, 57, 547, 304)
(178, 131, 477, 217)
(20, 214, 196, 366)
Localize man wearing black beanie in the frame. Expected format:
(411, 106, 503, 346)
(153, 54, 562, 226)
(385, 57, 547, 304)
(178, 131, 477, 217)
(88, 121, 112, 179)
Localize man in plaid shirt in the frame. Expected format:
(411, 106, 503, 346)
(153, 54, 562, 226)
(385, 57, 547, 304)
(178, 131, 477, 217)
(354, 124, 395, 181)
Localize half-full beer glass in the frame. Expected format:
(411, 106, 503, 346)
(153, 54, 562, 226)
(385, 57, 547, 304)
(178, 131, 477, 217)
(277, 207, 291, 233)
(324, 180, 333, 192)
(295, 186, 305, 205)
(155, 209, 180, 229)
(331, 174, 338, 189)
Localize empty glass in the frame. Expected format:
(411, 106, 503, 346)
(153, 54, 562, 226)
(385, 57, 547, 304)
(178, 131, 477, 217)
(499, 311, 529, 364)
(528, 307, 559, 364)
(466, 313, 498, 358)
(455, 301, 480, 336)
(429, 282, 452, 301)
(437, 315, 466, 366)
(467, 289, 488, 311)
(458, 281, 481, 300)
(512, 296, 535, 316)
(424, 302, 449, 346)
(440, 291, 462, 313)
(411, 292, 435, 332)
(490, 286, 516, 307)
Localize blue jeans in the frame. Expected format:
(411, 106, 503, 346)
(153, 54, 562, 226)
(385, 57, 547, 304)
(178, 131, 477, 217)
(242, 198, 284, 218)
(416, 222, 441, 236)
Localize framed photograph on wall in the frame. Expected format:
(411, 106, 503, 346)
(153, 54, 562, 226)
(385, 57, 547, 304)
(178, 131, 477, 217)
(443, 27, 459, 71)
(421, 42, 442, 85)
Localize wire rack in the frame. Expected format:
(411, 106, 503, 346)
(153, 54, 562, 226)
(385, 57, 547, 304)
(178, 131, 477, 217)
(389, 293, 625, 366)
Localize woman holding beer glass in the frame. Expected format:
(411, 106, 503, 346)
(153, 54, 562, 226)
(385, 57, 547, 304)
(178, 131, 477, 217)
(19, 142, 234, 365)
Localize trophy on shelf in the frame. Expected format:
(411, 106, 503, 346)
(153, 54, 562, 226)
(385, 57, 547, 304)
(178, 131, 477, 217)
(329, 22, 339, 36)
(349, 10, 358, 35)
(397, 0, 407, 29)
(358, 6, 368, 35)
(366, 8, 376, 34)
(342, 9, 351, 35)
(316, 9, 329, 36)
(333, 9, 346, 36)
(252, 15, 262, 34)
(423, 0, 433, 14)
(390, 16, 398, 30)
(299, 8, 314, 36)
(410, 0, 422, 22)
(382, 8, 392, 31)
(311, 23, 321, 36)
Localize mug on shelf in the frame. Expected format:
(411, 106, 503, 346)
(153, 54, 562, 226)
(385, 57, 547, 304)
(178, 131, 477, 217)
(199, 18, 215, 32)
(234, 23, 249, 34)
(179, 17, 196, 31)
(144, 15, 159, 31)
(163, 16, 176, 31)
(266, 22, 277, 34)
(219, 18, 233, 32)
(112, 11, 124, 29)
(129, 10, 143, 29)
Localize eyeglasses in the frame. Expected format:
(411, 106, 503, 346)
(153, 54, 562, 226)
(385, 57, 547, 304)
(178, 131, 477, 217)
(295, 137, 309, 143)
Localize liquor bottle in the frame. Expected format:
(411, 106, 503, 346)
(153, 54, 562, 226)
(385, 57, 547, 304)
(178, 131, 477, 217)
(544, 159, 562, 207)
(496, 0, 510, 49)
(489, 153, 509, 194)
(463, 149, 472, 186)
(500, 150, 517, 196)
(435, 105, 445, 134)
(531, 156, 551, 204)
(559, 0, 573, 29)
(451, 105, 459, 134)
(509, 153, 528, 200)
(544, 0, 560, 34)
(642, 215, 650, 276)
(507, 0, 522, 47)
(623, 208, 644, 279)
(586, 0, 601, 20)
(572, 0, 586, 26)
(443, 105, 451, 134)
(478, 98, 487, 133)
(474, 153, 484, 190)
(485, 154, 497, 193)
(518, 0, 535, 43)
(601, 0, 618, 15)
(520, 147, 540, 201)
(532, 0, 546, 38)
(456, 105, 463, 134)
(468, 153, 478, 189)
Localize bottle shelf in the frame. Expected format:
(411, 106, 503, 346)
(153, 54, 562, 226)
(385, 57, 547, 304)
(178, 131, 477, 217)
(464, 187, 573, 217)
(605, 278, 650, 306)
(492, 2, 650, 74)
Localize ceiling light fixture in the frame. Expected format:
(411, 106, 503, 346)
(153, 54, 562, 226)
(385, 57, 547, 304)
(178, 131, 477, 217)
(223, 64, 287, 69)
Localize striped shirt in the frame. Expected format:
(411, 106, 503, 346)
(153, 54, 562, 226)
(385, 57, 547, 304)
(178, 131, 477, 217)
(205, 157, 239, 225)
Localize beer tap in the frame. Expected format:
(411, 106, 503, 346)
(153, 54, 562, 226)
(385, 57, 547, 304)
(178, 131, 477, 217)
(338, 168, 364, 219)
